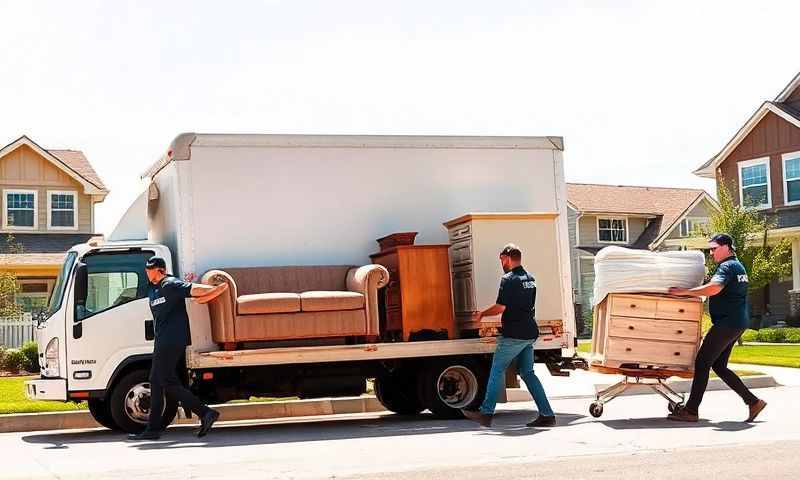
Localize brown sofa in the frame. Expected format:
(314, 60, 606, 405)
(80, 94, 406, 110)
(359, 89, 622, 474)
(201, 265, 389, 349)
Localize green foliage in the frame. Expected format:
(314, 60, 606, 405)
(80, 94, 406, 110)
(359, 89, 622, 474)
(0, 234, 23, 319)
(20, 341, 39, 373)
(741, 329, 758, 342)
(741, 327, 800, 343)
(697, 182, 791, 292)
(2, 349, 28, 373)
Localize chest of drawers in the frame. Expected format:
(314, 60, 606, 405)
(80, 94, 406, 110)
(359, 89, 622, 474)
(590, 293, 703, 371)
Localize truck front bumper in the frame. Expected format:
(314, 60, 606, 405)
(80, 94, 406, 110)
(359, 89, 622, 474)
(25, 378, 67, 401)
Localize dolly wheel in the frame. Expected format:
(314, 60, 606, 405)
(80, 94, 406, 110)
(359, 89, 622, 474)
(668, 401, 684, 414)
(589, 402, 604, 418)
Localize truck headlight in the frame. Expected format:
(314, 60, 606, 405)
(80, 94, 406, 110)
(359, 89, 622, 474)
(44, 338, 59, 377)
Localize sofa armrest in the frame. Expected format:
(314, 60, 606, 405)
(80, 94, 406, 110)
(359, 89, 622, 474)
(346, 264, 390, 336)
(201, 270, 239, 344)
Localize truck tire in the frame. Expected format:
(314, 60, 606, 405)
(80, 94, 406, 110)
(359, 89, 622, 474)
(87, 398, 120, 431)
(374, 374, 424, 415)
(418, 359, 487, 419)
(109, 369, 178, 434)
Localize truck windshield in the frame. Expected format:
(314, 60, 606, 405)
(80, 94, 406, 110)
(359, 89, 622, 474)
(46, 251, 77, 319)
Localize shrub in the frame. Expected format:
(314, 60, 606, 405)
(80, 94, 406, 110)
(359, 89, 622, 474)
(2, 348, 28, 373)
(741, 329, 758, 342)
(0, 346, 6, 370)
(20, 341, 39, 373)
(757, 328, 786, 343)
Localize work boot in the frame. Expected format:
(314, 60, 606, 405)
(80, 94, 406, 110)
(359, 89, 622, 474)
(197, 409, 220, 437)
(526, 415, 556, 427)
(461, 409, 492, 427)
(667, 406, 698, 422)
(746, 399, 767, 422)
(127, 429, 162, 441)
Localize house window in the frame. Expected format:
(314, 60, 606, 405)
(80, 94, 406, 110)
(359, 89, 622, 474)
(598, 218, 627, 243)
(738, 158, 771, 209)
(783, 152, 800, 205)
(48, 191, 77, 229)
(3, 190, 37, 229)
(679, 218, 708, 238)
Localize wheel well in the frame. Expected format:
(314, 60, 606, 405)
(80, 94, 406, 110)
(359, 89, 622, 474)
(104, 356, 152, 400)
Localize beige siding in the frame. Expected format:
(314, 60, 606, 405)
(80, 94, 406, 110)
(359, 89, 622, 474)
(567, 206, 579, 290)
(0, 144, 94, 233)
(664, 199, 714, 241)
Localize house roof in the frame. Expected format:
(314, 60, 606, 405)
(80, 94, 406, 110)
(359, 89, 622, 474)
(693, 101, 800, 178)
(775, 71, 800, 103)
(567, 183, 716, 249)
(0, 136, 108, 194)
(0, 233, 97, 254)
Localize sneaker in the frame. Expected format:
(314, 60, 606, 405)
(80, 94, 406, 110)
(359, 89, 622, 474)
(127, 429, 162, 441)
(197, 409, 220, 438)
(667, 407, 698, 422)
(746, 399, 767, 422)
(461, 409, 492, 427)
(526, 415, 556, 427)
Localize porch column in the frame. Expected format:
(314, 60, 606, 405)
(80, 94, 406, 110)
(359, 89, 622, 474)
(793, 238, 800, 290)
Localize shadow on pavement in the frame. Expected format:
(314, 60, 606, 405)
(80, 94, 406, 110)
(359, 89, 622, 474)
(21, 410, 586, 449)
(596, 417, 757, 432)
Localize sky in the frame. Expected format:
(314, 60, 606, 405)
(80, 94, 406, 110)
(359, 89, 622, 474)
(1, 1, 798, 235)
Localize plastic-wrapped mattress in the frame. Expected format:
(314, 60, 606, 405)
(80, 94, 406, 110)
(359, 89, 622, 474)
(592, 246, 706, 306)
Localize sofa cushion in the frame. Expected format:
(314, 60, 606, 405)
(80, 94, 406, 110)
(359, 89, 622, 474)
(222, 266, 354, 295)
(238, 293, 301, 315)
(300, 291, 365, 312)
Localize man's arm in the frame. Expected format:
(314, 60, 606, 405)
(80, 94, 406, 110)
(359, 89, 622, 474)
(475, 303, 506, 322)
(668, 282, 723, 298)
(190, 283, 228, 304)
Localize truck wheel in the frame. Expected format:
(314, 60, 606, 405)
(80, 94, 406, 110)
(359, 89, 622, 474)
(109, 369, 178, 434)
(418, 360, 487, 419)
(374, 374, 424, 415)
(87, 398, 120, 431)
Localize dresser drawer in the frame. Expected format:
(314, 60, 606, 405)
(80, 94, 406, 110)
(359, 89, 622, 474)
(656, 298, 703, 321)
(449, 239, 473, 266)
(606, 337, 696, 368)
(386, 283, 402, 308)
(608, 316, 699, 343)
(448, 224, 471, 241)
(609, 295, 658, 319)
(386, 308, 403, 331)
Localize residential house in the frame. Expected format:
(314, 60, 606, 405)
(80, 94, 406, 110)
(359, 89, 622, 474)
(0, 135, 108, 317)
(567, 183, 718, 332)
(693, 71, 800, 326)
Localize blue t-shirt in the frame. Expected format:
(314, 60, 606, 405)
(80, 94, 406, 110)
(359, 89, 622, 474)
(708, 257, 749, 330)
(496, 266, 540, 340)
(148, 276, 193, 347)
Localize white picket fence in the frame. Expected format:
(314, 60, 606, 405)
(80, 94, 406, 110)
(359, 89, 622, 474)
(0, 313, 36, 349)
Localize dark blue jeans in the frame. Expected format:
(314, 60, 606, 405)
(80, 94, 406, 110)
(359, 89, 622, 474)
(479, 336, 554, 416)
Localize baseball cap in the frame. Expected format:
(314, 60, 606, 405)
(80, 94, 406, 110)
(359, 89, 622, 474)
(145, 256, 167, 270)
(709, 233, 735, 250)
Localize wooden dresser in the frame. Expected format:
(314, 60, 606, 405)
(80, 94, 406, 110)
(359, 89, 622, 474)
(591, 293, 703, 371)
(370, 239, 456, 342)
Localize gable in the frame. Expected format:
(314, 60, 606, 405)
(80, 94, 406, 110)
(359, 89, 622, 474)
(725, 111, 800, 164)
(0, 144, 84, 189)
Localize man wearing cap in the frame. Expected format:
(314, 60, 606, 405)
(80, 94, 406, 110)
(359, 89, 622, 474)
(128, 256, 229, 440)
(666, 234, 767, 423)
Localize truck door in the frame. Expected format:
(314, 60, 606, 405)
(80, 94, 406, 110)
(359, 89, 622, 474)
(66, 250, 156, 392)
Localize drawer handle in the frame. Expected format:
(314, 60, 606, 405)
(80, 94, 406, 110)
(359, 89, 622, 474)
(628, 326, 635, 330)
(674, 352, 681, 356)
(625, 347, 632, 352)
(677, 330, 684, 334)
(678, 309, 685, 313)
(630, 304, 637, 309)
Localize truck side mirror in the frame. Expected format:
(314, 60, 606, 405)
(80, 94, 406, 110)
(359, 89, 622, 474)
(73, 262, 88, 307)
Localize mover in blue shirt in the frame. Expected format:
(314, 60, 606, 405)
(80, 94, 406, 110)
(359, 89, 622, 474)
(666, 234, 766, 423)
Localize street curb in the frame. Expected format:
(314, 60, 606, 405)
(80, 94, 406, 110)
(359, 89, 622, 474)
(0, 375, 778, 433)
(506, 374, 777, 402)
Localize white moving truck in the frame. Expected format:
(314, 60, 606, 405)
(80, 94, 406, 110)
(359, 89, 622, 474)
(26, 134, 579, 433)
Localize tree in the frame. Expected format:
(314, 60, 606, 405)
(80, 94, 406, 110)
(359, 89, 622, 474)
(698, 182, 792, 328)
(0, 234, 23, 320)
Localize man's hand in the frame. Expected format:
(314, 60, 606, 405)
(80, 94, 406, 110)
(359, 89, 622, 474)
(473, 311, 483, 323)
(668, 287, 688, 296)
(184, 272, 197, 283)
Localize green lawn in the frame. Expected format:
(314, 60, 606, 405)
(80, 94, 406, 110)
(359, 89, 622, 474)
(578, 340, 800, 369)
(0, 376, 87, 415)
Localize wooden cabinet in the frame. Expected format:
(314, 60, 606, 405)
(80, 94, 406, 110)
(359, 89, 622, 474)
(370, 244, 456, 341)
(591, 293, 702, 371)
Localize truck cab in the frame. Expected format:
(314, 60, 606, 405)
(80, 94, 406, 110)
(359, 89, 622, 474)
(26, 241, 173, 431)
